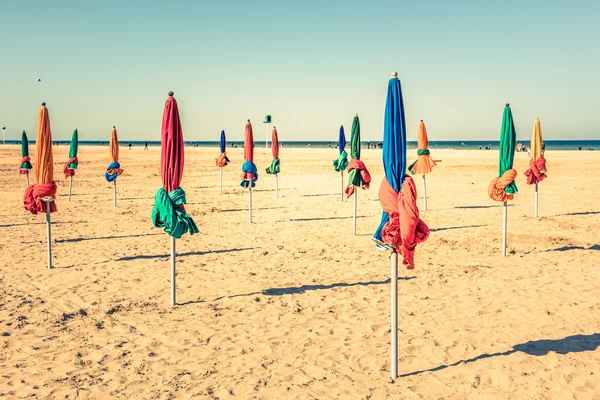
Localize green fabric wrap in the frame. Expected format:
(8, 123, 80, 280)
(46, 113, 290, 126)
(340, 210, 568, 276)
(152, 187, 199, 239)
(407, 149, 430, 174)
(333, 150, 349, 172)
(499, 106, 518, 194)
(266, 158, 280, 174)
(69, 129, 79, 169)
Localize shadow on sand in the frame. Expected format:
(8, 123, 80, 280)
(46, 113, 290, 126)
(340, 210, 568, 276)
(214, 276, 416, 301)
(400, 333, 600, 377)
(430, 224, 486, 232)
(543, 244, 600, 252)
(117, 247, 253, 261)
(56, 233, 162, 243)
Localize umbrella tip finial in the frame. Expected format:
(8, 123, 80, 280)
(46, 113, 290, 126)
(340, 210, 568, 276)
(41, 102, 46, 106)
(113, 126, 116, 128)
(247, 119, 250, 122)
(505, 103, 510, 107)
(420, 119, 423, 122)
(168, 91, 174, 96)
(391, 71, 398, 78)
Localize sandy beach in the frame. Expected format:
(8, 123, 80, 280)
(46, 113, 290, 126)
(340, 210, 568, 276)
(1, 144, 599, 399)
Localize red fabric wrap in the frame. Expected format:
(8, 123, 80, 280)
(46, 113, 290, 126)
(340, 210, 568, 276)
(63, 157, 78, 178)
(524, 155, 547, 185)
(345, 159, 371, 198)
(20, 156, 31, 174)
(378, 176, 430, 270)
(24, 182, 57, 215)
(240, 172, 256, 181)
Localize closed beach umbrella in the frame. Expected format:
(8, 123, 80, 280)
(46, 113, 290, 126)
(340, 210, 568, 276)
(105, 126, 124, 206)
(265, 127, 281, 198)
(215, 130, 230, 193)
(524, 118, 547, 218)
(373, 73, 430, 380)
(23, 102, 57, 269)
(151, 91, 199, 307)
(345, 115, 371, 235)
(333, 126, 349, 201)
(20, 130, 33, 186)
(64, 129, 79, 201)
(487, 103, 518, 256)
(241, 120, 258, 222)
(408, 120, 437, 210)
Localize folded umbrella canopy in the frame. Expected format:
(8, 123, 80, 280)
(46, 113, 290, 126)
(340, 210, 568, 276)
(408, 120, 436, 210)
(152, 92, 199, 307)
(24, 103, 57, 215)
(240, 120, 257, 189)
(64, 129, 79, 201)
(64, 129, 79, 178)
(215, 130, 230, 167)
(525, 117, 547, 218)
(23, 102, 57, 269)
(333, 126, 348, 172)
(488, 103, 518, 256)
(408, 121, 436, 175)
(345, 115, 371, 198)
(525, 118, 547, 185)
(373, 73, 430, 380)
(266, 127, 280, 175)
(105, 127, 124, 182)
(20, 131, 33, 180)
(266, 127, 280, 198)
(241, 120, 257, 223)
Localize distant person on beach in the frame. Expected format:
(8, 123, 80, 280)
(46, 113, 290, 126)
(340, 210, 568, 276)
(144, 141, 148, 150)
(479, 146, 482, 150)
(328, 142, 331, 148)
(128, 142, 132, 150)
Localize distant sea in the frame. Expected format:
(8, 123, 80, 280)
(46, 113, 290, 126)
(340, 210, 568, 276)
(6, 140, 599, 151)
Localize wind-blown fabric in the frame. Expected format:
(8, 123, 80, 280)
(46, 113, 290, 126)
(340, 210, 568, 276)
(105, 161, 123, 182)
(24, 104, 57, 214)
(152, 93, 197, 238)
(240, 121, 258, 188)
(241, 161, 258, 188)
(106, 127, 124, 182)
(408, 121, 436, 175)
(63, 157, 78, 178)
(266, 127, 280, 175)
(20, 131, 33, 174)
(489, 105, 517, 201)
(378, 177, 430, 269)
(152, 187, 199, 239)
(524, 155, 547, 185)
(333, 126, 348, 172)
(345, 160, 371, 198)
(374, 75, 428, 267)
(24, 182, 57, 214)
(346, 116, 370, 197)
(216, 130, 230, 167)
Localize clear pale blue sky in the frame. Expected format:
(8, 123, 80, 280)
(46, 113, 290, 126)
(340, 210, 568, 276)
(1, 0, 599, 142)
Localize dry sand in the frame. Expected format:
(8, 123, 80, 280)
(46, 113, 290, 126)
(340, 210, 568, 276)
(1, 144, 599, 399)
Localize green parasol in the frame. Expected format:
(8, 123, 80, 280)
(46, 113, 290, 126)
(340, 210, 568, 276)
(68, 129, 79, 169)
(347, 115, 367, 188)
(499, 105, 517, 195)
(20, 131, 33, 171)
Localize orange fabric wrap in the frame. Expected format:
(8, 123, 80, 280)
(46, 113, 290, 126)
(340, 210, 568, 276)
(488, 169, 517, 202)
(378, 176, 430, 269)
(216, 152, 228, 167)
